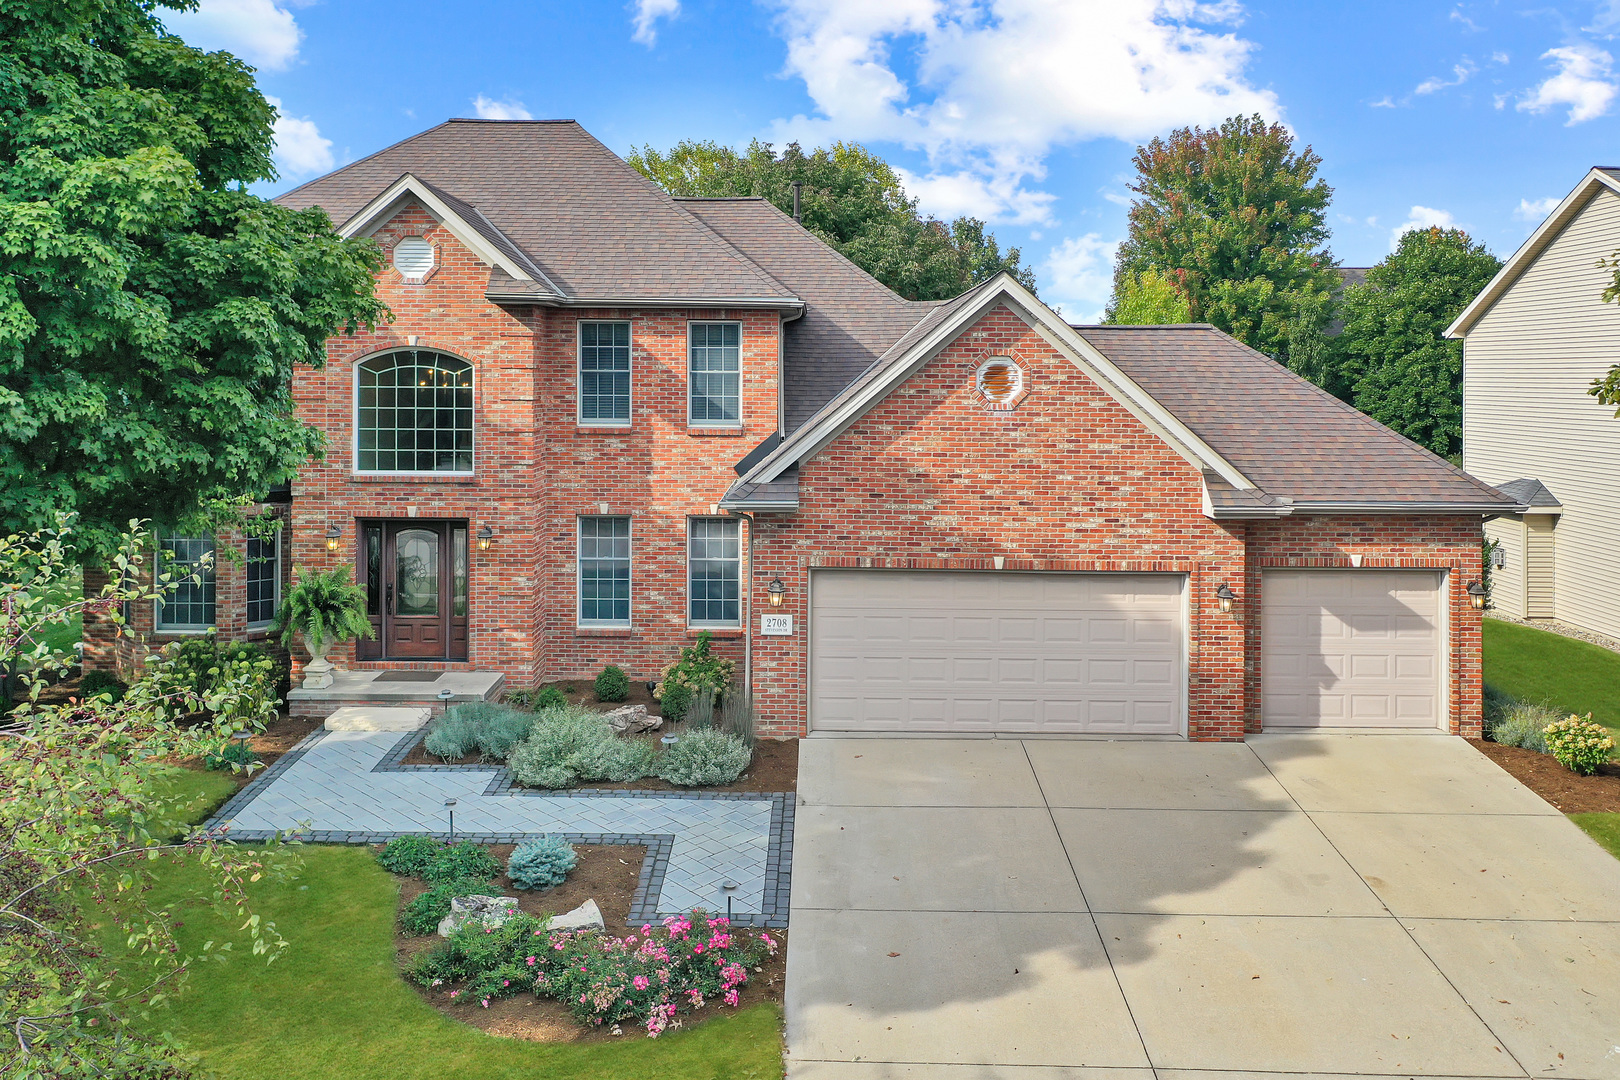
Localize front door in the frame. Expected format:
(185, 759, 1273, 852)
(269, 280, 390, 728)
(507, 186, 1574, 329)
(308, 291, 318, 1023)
(356, 520, 469, 660)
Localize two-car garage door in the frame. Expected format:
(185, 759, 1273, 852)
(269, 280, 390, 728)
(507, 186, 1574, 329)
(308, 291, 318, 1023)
(808, 568, 1447, 735)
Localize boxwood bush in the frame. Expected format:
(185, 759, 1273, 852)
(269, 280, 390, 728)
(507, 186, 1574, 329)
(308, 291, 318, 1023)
(594, 664, 630, 703)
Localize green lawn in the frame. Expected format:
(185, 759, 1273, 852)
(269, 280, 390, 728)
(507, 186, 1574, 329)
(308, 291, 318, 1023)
(1482, 617, 1620, 743)
(1571, 814, 1620, 860)
(100, 770, 785, 1080)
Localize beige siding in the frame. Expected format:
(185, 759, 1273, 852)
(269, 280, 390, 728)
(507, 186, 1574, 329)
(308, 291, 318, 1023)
(1484, 517, 1527, 618)
(1463, 187, 1620, 640)
(1526, 515, 1558, 618)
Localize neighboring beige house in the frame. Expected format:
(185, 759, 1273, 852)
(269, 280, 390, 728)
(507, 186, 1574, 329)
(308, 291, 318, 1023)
(1448, 166, 1620, 639)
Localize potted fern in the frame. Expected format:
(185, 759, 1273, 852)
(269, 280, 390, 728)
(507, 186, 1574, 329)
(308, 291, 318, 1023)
(272, 566, 374, 689)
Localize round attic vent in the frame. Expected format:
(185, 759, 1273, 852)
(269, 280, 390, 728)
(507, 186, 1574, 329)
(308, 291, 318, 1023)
(393, 236, 435, 279)
(976, 357, 1023, 404)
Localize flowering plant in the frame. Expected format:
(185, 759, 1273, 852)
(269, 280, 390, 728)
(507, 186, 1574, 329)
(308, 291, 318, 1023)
(1543, 714, 1616, 776)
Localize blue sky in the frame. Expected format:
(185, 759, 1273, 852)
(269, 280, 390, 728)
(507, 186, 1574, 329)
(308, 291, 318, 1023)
(164, 0, 1620, 320)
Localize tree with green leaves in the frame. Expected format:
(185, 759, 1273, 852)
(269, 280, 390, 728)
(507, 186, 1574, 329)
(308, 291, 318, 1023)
(1336, 227, 1502, 459)
(0, 0, 388, 564)
(1104, 268, 1192, 324)
(1111, 114, 1339, 367)
(628, 139, 1036, 301)
(1588, 251, 1620, 412)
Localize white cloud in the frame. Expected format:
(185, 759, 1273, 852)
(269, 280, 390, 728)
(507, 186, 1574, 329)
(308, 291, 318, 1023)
(1517, 43, 1618, 125)
(1450, 7, 1482, 32)
(895, 165, 1056, 224)
(1490, 51, 1509, 65)
(1390, 205, 1456, 250)
(1416, 60, 1476, 95)
(472, 95, 533, 121)
(163, 0, 303, 70)
(266, 97, 332, 178)
(1513, 195, 1561, 222)
(765, 0, 1279, 226)
(1370, 95, 1398, 108)
(631, 0, 680, 44)
(1041, 233, 1120, 322)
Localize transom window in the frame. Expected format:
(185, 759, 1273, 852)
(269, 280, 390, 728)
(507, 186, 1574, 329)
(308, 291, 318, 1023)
(579, 321, 631, 424)
(156, 535, 216, 632)
(356, 350, 473, 473)
(246, 529, 281, 629)
(578, 517, 631, 626)
(688, 322, 741, 425)
(688, 517, 741, 626)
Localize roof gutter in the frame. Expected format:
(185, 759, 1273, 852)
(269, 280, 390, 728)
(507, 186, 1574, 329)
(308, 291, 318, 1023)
(484, 290, 805, 312)
(1285, 500, 1530, 515)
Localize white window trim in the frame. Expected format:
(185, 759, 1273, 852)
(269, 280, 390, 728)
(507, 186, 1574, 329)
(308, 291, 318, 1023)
(686, 320, 744, 429)
(686, 516, 743, 629)
(577, 515, 633, 629)
(350, 349, 477, 477)
(246, 525, 283, 631)
(577, 320, 633, 428)
(154, 534, 217, 634)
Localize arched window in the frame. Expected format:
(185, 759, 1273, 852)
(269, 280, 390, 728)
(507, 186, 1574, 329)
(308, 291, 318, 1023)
(356, 350, 473, 473)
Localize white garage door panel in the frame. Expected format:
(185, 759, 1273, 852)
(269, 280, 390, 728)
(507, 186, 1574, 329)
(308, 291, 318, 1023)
(1261, 569, 1443, 729)
(811, 571, 1185, 734)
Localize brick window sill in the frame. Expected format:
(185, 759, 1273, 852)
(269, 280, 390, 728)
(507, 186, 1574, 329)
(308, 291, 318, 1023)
(689, 627, 743, 639)
(575, 627, 633, 638)
(686, 427, 745, 437)
(349, 473, 479, 484)
(577, 425, 632, 434)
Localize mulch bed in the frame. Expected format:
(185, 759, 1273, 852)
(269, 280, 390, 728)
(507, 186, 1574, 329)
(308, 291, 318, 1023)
(390, 842, 787, 1043)
(1470, 738, 1620, 813)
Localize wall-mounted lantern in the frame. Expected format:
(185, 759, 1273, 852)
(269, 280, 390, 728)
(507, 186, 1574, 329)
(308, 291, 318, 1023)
(477, 524, 494, 551)
(1215, 582, 1236, 614)
(1467, 580, 1488, 610)
(766, 577, 786, 608)
(325, 523, 342, 552)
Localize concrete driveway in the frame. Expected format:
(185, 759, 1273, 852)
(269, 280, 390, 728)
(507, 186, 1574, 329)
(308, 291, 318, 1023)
(785, 734, 1620, 1079)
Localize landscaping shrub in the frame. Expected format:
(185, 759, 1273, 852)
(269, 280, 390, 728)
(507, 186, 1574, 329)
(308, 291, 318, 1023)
(507, 837, 577, 890)
(423, 701, 535, 762)
(656, 728, 752, 787)
(508, 706, 654, 789)
(656, 678, 694, 724)
(655, 633, 734, 723)
(202, 739, 260, 772)
(377, 835, 446, 877)
(408, 912, 552, 1003)
(1544, 714, 1616, 776)
(718, 688, 757, 748)
(508, 685, 569, 711)
(422, 710, 479, 760)
(685, 686, 716, 730)
(595, 664, 630, 703)
(1486, 700, 1559, 754)
(139, 636, 281, 728)
(400, 877, 495, 936)
(77, 669, 125, 703)
(423, 841, 502, 884)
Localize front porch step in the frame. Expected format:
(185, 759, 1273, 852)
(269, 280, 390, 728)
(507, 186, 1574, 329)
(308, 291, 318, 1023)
(287, 669, 505, 720)
(325, 706, 431, 731)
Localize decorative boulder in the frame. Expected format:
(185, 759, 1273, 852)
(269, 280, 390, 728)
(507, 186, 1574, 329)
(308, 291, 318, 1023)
(437, 893, 519, 938)
(549, 898, 604, 934)
(604, 704, 661, 735)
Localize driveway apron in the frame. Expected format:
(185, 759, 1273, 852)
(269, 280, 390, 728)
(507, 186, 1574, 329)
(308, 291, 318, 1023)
(785, 734, 1620, 1080)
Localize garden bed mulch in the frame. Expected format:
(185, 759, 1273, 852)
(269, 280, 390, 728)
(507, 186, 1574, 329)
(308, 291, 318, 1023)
(390, 842, 787, 1043)
(171, 711, 322, 789)
(1469, 738, 1620, 813)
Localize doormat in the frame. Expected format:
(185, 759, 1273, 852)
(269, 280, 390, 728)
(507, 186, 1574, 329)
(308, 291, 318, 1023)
(370, 671, 446, 683)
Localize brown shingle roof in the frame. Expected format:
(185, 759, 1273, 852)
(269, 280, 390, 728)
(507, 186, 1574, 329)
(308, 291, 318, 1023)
(677, 197, 938, 431)
(275, 120, 794, 301)
(1075, 325, 1515, 507)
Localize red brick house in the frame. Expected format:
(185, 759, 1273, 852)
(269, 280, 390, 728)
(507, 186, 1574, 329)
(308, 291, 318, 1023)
(87, 119, 1522, 740)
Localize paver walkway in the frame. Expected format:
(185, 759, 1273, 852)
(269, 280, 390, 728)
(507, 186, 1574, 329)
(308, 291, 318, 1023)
(205, 726, 791, 926)
(787, 733, 1620, 1079)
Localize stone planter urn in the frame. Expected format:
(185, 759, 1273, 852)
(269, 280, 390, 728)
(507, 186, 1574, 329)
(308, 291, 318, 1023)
(300, 633, 334, 690)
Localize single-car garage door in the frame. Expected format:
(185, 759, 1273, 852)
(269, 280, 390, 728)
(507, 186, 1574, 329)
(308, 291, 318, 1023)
(1261, 569, 1445, 729)
(810, 570, 1185, 734)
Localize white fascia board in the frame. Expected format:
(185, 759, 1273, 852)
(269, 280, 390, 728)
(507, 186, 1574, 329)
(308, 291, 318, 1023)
(1446, 168, 1620, 339)
(338, 173, 539, 288)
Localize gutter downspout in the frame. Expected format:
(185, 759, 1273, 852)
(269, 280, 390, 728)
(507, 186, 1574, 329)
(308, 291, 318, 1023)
(728, 510, 756, 705)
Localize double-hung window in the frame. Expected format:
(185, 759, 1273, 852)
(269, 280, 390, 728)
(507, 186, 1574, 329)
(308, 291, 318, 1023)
(156, 535, 216, 632)
(579, 321, 631, 425)
(688, 322, 741, 426)
(246, 529, 281, 629)
(578, 517, 631, 626)
(687, 518, 741, 627)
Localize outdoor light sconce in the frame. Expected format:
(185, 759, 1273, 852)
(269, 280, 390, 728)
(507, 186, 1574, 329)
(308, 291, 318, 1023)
(766, 577, 786, 607)
(1467, 580, 1488, 610)
(1215, 582, 1236, 614)
(477, 524, 494, 551)
(325, 523, 342, 552)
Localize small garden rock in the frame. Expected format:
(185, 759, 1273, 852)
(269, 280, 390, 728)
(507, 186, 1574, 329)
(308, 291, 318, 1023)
(549, 898, 604, 933)
(436, 894, 519, 937)
(604, 704, 661, 734)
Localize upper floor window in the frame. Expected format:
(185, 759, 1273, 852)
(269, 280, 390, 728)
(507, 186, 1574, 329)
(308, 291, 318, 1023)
(356, 350, 473, 473)
(689, 322, 741, 426)
(579, 321, 631, 425)
(156, 535, 216, 632)
(246, 528, 281, 629)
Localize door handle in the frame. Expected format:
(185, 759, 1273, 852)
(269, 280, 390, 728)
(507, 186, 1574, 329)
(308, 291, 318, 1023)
(386, 582, 393, 616)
